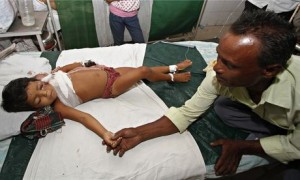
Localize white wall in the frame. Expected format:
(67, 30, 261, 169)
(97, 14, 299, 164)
(200, 0, 245, 26)
(195, 0, 246, 40)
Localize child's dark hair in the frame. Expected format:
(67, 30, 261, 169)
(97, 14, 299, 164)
(1, 77, 38, 112)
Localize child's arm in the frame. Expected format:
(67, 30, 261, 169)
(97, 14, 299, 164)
(53, 62, 83, 73)
(53, 60, 97, 73)
(53, 100, 120, 147)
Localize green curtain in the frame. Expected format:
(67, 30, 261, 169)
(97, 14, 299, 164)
(56, 0, 99, 49)
(149, 0, 204, 41)
(56, 0, 204, 49)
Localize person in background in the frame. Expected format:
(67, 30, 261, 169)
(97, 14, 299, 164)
(34, 0, 57, 10)
(105, 0, 144, 45)
(293, 7, 300, 53)
(244, 0, 298, 21)
(105, 10, 300, 178)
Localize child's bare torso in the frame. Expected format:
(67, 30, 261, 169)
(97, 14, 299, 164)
(69, 69, 108, 103)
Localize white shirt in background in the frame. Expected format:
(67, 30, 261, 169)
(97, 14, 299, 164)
(248, 0, 299, 13)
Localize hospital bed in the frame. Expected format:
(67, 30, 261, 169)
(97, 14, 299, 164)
(0, 41, 261, 179)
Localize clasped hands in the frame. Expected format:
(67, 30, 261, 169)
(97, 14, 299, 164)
(102, 127, 142, 157)
(103, 129, 244, 176)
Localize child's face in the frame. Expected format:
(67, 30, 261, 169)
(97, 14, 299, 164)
(26, 81, 57, 109)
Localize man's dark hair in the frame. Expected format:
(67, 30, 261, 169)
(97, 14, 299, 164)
(230, 10, 297, 68)
(1, 77, 38, 112)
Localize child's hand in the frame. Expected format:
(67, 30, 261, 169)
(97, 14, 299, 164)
(84, 60, 97, 67)
(103, 131, 122, 148)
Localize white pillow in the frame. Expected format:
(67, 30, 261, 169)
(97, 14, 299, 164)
(0, 0, 17, 33)
(0, 53, 51, 140)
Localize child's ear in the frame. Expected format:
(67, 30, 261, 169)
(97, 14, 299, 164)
(263, 64, 283, 78)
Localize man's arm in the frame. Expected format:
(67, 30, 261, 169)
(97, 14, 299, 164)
(108, 70, 220, 156)
(110, 116, 179, 157)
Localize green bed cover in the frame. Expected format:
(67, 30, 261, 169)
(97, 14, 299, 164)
(0, 42, 247, 179)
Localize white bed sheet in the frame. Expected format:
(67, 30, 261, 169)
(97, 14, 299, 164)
(23, 44, 206, 179)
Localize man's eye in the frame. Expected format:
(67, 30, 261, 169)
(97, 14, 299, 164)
(222, 60, 234, 69)
(226, 63, 234, 69)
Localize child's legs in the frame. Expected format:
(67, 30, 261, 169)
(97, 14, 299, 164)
(148, 59, 193, 74)
(112, 67, 169, 96)
(149, 66, 169, 74)
(112, 67, 146, 96)
(124, 15, 145, 43)
(109, 13, 125, 45)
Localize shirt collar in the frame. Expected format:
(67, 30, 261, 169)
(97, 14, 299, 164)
(260, 64, 294, 109)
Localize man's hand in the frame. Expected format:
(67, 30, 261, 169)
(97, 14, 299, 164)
(211, 139, 265, 176)
(103, 127, 142, 157)
(103, 131, 122, 148)
(103, 116, 179, 157)
(210, 139, 243, 176)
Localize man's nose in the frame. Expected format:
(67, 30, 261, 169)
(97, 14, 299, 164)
(213, 61, 224, 74)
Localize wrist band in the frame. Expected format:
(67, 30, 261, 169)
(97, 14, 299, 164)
(169, 73, 174, 82)
(169, 65, 177, 73)
(81, 61, 86, 67)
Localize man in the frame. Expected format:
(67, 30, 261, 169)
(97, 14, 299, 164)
(106, 10, 299, 176)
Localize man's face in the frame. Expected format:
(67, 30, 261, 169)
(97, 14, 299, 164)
(213, 32, 265, 88)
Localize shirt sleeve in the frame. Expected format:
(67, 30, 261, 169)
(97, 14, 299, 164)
(260, 121, 300, 163)
(259, 55, 300, 163)
(165, 70, 220, 133)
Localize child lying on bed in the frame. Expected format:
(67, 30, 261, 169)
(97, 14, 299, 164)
(1, 60, 192, 146)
